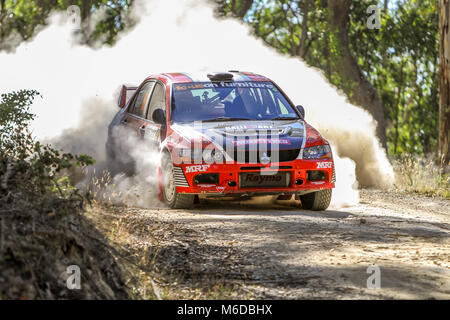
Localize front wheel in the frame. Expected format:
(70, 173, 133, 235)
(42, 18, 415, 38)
(161, 154, 194, 209)
(300, 189, 332, 211)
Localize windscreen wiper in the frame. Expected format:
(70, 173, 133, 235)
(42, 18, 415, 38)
(270, 116, 300, 120)
(201, 117, 252, 122)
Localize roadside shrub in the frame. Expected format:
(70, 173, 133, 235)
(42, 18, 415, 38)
(0, 90, 129, 299)
(0, 90, 94, 209)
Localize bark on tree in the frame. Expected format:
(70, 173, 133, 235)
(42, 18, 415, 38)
(81, 0, 92, 21)
(298, 0, 312, 58)
(0, 0, 6, 41)
(327, 0, 387, 149)
(230, 0, 253, 18)
(439, 0, 450, 169)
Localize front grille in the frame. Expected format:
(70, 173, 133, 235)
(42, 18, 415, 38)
(227, 149, 300, 163)
(307, 170, 325, 181)
(173, 166, 189, 187)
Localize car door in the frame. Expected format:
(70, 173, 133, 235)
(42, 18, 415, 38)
(124, 81, 156, 137)
(143, 81, 167, 146)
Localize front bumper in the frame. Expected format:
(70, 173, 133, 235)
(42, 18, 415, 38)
(174, 159, 335, 196)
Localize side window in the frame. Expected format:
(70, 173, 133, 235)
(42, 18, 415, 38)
(147, 83, 166, 120)
(129, 82, 155, 118)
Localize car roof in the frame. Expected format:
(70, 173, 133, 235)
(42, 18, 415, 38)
(151, 71, 270, 84)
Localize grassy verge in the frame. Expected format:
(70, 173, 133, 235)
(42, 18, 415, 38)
(393, 156, 450, 199)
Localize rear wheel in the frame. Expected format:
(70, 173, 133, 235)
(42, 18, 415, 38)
(161, 153, 194, 209)
(300, 189, 332, 211)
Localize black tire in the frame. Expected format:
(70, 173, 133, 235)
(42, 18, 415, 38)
(300, 189, 332, 211)
(161, 153, 194, 209)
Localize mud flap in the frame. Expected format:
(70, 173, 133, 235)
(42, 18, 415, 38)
(158, 166, 163, 201)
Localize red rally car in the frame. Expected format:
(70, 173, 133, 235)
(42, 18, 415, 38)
(107, 71, 335, 210)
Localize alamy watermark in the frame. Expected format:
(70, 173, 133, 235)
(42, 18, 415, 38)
(366, 265, 381, 289)
(367, 5, 381, 29)
(66, 265, 82, 290)
(66, 5, 81, 31)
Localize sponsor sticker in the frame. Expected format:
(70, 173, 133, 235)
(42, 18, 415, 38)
(317, 162, 332, 169)
(185, 164, 210, 173)
(245, 174, 282, 184)
(232, 138, 291, 146)
(174, 81, 275, 91)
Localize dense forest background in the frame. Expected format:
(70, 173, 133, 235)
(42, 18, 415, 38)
(0, 0, 447, 163)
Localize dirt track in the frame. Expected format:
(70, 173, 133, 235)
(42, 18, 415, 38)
(99, 189, 450, 299)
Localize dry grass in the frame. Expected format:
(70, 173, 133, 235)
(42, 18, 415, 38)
(393, 155, 450, 199)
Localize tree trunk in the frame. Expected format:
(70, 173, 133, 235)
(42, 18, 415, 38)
(394, 63, 405, 154)
(439, 0, 450, 169)
(298, 0, 312, 58)
(230, 0, 253, 18)
(0, 0, 6, 41)
(81, 0, 92, 21)
(327, 0, 387, 149)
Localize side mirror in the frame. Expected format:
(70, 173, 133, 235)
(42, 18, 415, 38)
(152, 109, 166, 125)
(296, 105, 305, 119)
(117, 85, 138, 108)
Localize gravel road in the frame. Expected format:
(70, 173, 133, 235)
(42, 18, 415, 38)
(103, 189, 449, 299)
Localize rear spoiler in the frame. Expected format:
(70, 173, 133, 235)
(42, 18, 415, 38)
(117, 85, 138, 108)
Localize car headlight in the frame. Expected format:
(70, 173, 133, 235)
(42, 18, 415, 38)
(178, 148, 224, 164)
(202, 148, 225, 164)
(303, 144, 331, 159)
(178, 148, 203, 163)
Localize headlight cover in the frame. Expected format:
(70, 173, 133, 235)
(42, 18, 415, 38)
(178, 148, 203, 163)
(202, 148, 225, 164)
(303, 144, 331, 159)
(178, 148, 224, 164)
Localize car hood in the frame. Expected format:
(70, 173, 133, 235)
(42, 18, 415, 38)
(171, 119, 306, 151)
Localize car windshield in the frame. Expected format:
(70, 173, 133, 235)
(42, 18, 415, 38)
(171, 81, 299, 123)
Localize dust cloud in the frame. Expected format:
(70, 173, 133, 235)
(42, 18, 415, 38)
(0, 0, 394, 209)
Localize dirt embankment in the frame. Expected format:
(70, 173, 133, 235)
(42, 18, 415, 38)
(89, 189, 449, 299)
(0, 199, 130, 299)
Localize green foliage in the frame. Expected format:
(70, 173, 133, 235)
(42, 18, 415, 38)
(0, 90, 94, 206)
(0, 0, 135, 45)
(217, 0, 439, 157)
(0, 90, 38, 148)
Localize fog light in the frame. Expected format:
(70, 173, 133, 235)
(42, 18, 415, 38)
(194, 173, 219, 184)
(307, 170, 325, 181)
(228, 181, 237, 187)
(295, 179, 304, 185)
